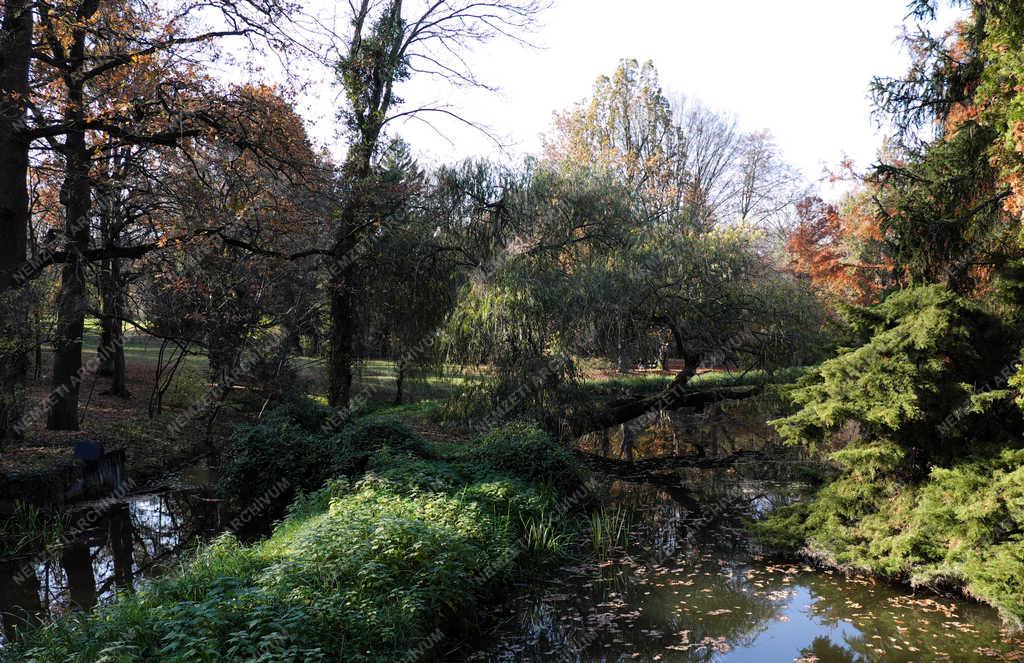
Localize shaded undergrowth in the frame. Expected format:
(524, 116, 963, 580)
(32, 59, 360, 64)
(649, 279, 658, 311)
(5, 403, 586, 662)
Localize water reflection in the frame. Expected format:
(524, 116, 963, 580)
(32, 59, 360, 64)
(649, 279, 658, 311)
(468, 477, 1024, 662)
(0, 490, 225, 646)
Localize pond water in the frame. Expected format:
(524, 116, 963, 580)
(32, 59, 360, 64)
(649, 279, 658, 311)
(466, 476, 1024, 663)
(0, 458, 246, 646)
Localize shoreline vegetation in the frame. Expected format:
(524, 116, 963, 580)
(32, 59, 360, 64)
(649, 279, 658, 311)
(8, 369, 1021, 661)
(4, 406, 588, 662)
(752, 287, 1024, 629)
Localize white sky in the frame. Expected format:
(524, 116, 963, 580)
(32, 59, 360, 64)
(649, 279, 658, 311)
(288, 0, 965, 195)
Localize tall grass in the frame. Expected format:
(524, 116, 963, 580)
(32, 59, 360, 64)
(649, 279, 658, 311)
(0, 503, 67, 559)
(589, 505, 633, 559)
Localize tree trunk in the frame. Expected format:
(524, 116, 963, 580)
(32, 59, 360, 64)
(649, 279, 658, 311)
(328, 281, 356, 408)
(109, 257, 127, 397)
(48, 73, 93, 431)
(0, 0, 33, 443)
(98, 259, 114, 377)
(98, 256, 128, 396)
(394, 357, 405, 405)
(567, 347, 736, 436)
(208, 339, 241, 398)
(328, 138, 376, 410)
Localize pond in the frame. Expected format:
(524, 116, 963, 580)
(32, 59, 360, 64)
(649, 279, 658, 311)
(466, 474, 1024, 662)
(0, 457, 260, 647)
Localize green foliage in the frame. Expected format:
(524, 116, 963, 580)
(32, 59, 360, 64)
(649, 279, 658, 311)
(467, 422, 580, 486)
(870, 124, 1011, 292)
(756, 449, 1024, 627)
(8, 414, 580, 662)
(761, 284, 1024, 626)
(264, 397, 335, 433)
(218, 403, 430, 504)
(772, 286, 1015, 461)
(217, 409, 343, 503)
(519, 512, 571, 561)
(336, 415, 433, 458)
(588, 505, 632, 559)
(0, 503, 68, 559)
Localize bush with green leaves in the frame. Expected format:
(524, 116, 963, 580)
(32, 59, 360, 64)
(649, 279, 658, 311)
(217, 411, 344, 504)
(337, 414, 434, 458)
(218, 405, 430, 504)
(772, 285, 1018, 465)
(756, 448, 1024, 627)
(8, 417, 580, 662)
(467, 422, 580, 486)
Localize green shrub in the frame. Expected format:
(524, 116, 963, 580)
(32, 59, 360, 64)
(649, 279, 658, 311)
(218, 409, 429, 504)
(364, 451, 468, 494)
(772, 286, 1017, 462)
(263, 397, 335, 433)
(755, 448, 1024, 627)
(337, 415, 433, 458)
(468, 422, 579, 485)
(9, 413, 584, 662)
(758, 286, 1024, 626)
(217, 414, 345, 504)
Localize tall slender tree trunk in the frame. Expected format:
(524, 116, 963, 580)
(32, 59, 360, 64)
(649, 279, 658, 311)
(48, 70, 93, 431)
(328, 140, 376, 410)
(0, 0, 33, 443)
(328, 273, 356, 408)
(97, 150, 129, 395)
(98, 258, 114, 377)
(98, 255, 128, 396)
(394, 357, 405, 405)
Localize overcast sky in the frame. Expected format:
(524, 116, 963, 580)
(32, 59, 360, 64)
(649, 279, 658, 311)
(290, 0, 965, 194)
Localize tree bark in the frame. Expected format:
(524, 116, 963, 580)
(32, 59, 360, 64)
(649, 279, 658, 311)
(97, 149, 130, 397)
(328, 280, 356, 408)
(567, 346, 762, 437)
(48, 27, 95, 430)
(328, 137, 377, 410)
(98, 255, 128, 396)
(394, 357, 405, 405)
(0, 0, 33, 443)
(576, 449, 767, 482)
(48, 148, 91, 430)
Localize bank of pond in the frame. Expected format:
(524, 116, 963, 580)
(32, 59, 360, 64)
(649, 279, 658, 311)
(1, 403, 1021, 662)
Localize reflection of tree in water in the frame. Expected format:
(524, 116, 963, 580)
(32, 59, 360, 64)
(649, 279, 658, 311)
(788, 569, 1022, 663)
(476, 552, 787, 663)
(60, 538, 97, 610)
(800, 635, 862, 663)
(0, 559, 42, 644)
(473, 481, 790, 662)
(472, 479, 1023, 663)
(0, 489, 224, 642)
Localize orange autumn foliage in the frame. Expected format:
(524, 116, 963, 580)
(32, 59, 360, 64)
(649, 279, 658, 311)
(786, 195, 895, 306)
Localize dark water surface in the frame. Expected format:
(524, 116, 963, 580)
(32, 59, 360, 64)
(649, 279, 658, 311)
(0, 459, 230, 646)
(467, 476, 1024, 663)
